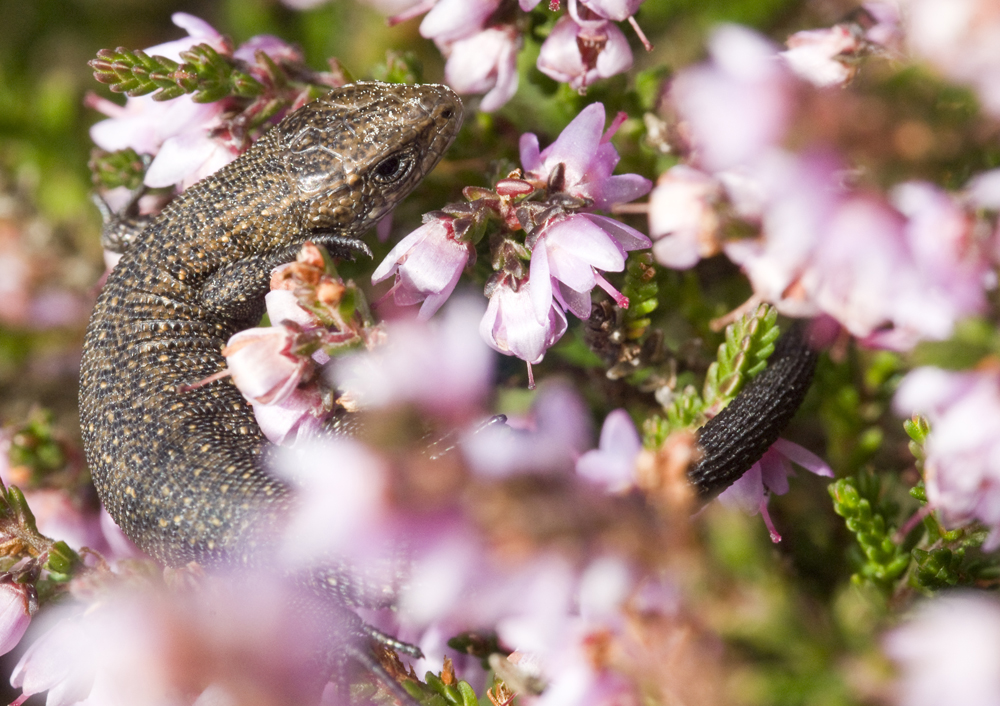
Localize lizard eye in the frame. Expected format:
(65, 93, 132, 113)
(372, 153, 412, 184)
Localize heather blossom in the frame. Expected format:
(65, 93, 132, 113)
(717, 438, 833, 542)
(894, 366, 1000, 549)
(372, 214, 473, 320)
(884, 593, 1000, 706)
(575, 408, 642, 492)
(536, 14, 633, 92)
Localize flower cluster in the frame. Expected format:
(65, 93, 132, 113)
(647, 23, 994, 350)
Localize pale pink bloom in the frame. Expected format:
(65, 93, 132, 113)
(480, 277, 568, 364)
(251, 388, 328, 446)
(372, 215, 473, 320)
(861, 2, 902, 48)
(519, 102, 652, 210)
(273, 438, 392, 568)
(334, 296, 493, 416)
(965, 167, 1000, 209)
(99, 509, 146, 562)
(900, 0, 1000, 116)
(884, 593, 1000, 706)
(536, 15, 633, 92)
(671, 25, 793, 172)
(0, 583, 30, 657)
(19, 490, 107, 554)
(144, 13, 227, 62)
(10, 615, 94, 706)
(529, 213, 649, 320)
(894, 366, 1000, 549)
(717, 438, 832, 543)
(575, 409, 642, 492)
(648, 165, 722, 269)
(781, 25, 861, 87)
(887, 181, 989, 342)
(264, 289, 320, 329)
(463, 380, 592, 477)
(419, 0, 499, 44)
(444, 27, 520, 112)
(232, 34, 302, 65)
(142, 130, 239, 190)
(223, 323, 311, 406)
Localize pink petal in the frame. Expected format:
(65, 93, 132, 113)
(520, 133, 542, 174)
(540, 102, 606, 187)
(545, 216, 626, 271)
(582, 214, 651, 251)
(529, 240, 555, 323)
(717, 462, 764, 514)
(771, 438, 834, 477)
(143, 132, 218, 188)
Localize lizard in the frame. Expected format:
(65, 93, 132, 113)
(80, 77, 818, 699)
(79, 81, 463, 699)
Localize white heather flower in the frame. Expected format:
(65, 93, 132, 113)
(480, 277, 568, 365)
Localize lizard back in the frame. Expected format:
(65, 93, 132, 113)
(80, 83, 463, 574)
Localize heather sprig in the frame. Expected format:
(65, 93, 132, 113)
(89, 43, 264, 103)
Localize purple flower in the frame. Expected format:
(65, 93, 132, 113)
(529, 213, 649, 320)
(575, 409, 642, 492)
(894, 366, 1000, 549)
(536, 15, 633, 92)
(884, 593, 1000, 706)
(717, 438, 832, 542)
(480, 276, 568, 368)
(520, 102, 652, 210)
(419, 0, 499, 44)
(372, 215, 473, 321)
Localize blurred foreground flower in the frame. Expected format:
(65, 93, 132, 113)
(885, 593, 1000, 706)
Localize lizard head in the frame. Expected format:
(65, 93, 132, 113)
(280, 82, 464, 256)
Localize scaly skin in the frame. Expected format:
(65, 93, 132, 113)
(80, 83, 463, 586)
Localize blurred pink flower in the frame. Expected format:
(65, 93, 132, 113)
(480, 276, 568, 366)
(781, 25, 861, 87)
(520, 102, 652, 211)
(648, 165, 722, 269)
(671, 25, 793, 172)
(717, 438, 832, 542)
(894, 366, 1000, 549)
(334, 297, 493, 417)
(444, 27, 521, 112)
(575, 408, 642, 492)
(884, 593, 1000, 706)
(463, 380, 592, 477)
(252, 388, 328, 446)
(0, 583, 30, 657)
(536, 15, 633, 92)
(576, 0, 644, 22)
(372, 215, 473, 320)
(223, 323, 312, 406)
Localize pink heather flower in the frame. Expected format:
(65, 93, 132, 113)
(781, 25, 861, 87)
(717, 438, 833, 542)
(251, 387, 328, 446)
(576, 0, 644, 22)
(10, 614, 93, 706)
(894, 366, 1000, 549)
(900, 0, 1000, 116)
(0, 583, 30, 657)
(862, 2, 902, 48)
(884, 593, 1000, 706)
(519, 102, 652, 211)
(443, 27, 520, 112)
(480, 276, 568, 366)
(223, 323, 312, 406)
(648, 165, 723, 269)
(372, 215, 473, 320)
(334, 296, 493, 417)
(671, 25, 793, 172)
(529, 212, 650, 320)
(575, 408, 642, 492)
(536, 15, 633, 93)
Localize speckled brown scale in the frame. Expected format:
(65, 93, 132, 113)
(80, 83, 463, 575)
